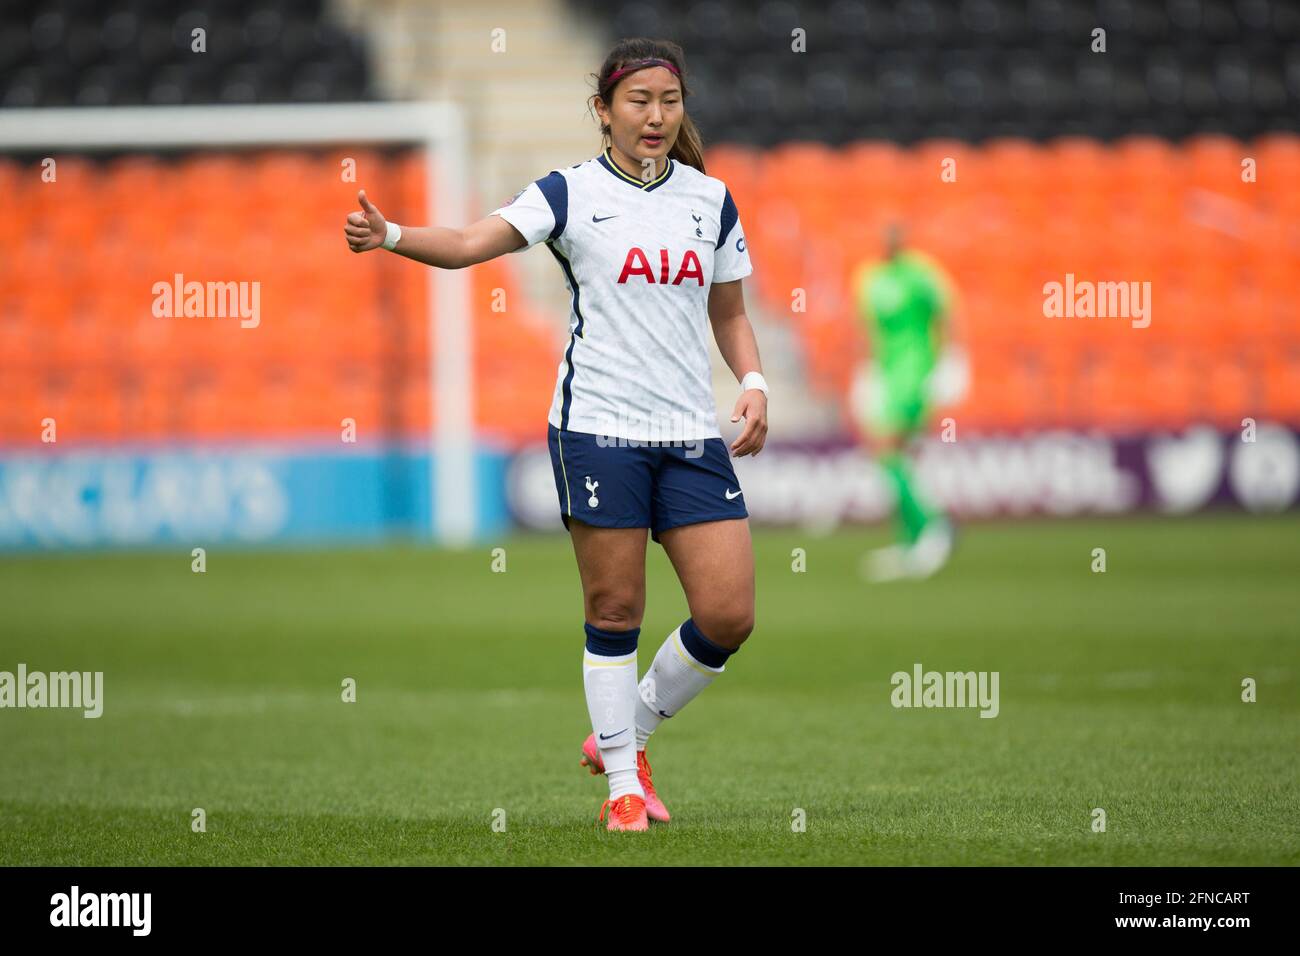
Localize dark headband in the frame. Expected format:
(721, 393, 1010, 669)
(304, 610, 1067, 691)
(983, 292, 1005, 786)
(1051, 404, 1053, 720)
(606, 57, 681, 85)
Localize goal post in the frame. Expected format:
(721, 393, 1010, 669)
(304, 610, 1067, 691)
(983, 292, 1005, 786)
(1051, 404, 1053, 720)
(0, 101, 476, 546)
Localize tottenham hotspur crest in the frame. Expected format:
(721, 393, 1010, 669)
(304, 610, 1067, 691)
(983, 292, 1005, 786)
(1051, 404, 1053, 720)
(585, 476, 600, 508)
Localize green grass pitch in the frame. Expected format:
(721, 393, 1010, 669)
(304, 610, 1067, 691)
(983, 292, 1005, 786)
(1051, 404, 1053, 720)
(1, 514, 1297, 866)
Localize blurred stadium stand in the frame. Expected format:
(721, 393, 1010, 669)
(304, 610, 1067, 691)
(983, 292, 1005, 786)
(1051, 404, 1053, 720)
(565, 0, 1300, 434)
(1, 0, 1297, 546)
(0, 0, 563, 452)
(575, 0, 1300, 145)
(711, 132, 1300, 431)
(0, 0, 375, 107)
(0, 147, 557, 447)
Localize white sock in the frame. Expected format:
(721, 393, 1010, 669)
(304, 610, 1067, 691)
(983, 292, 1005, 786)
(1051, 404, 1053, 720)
(635, 622, 726, 749)
(583, 631, 643, 800)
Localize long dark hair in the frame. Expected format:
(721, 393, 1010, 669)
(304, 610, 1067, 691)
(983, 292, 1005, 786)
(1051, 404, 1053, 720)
(588, 38, 706, 174)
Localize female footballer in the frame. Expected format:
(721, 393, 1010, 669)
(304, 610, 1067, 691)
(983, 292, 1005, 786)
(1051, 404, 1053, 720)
(344, 38, 767, 831)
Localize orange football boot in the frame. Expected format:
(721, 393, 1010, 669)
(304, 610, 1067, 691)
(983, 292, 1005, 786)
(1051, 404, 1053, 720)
(598, 793, 649, 831)
(580, 733, 670, 823)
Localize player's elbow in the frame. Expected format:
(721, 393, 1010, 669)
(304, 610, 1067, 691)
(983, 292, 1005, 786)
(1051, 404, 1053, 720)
(443, 233, 474, 269)
(453, 232, 507, 270)
(418, 229, 475, 270)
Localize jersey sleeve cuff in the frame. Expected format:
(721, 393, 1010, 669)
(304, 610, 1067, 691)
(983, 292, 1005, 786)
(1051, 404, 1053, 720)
(490, 206, 540, 247)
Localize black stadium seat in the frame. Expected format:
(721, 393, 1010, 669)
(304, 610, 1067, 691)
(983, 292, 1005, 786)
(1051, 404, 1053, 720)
(0, 0, 373, 108)
(567, 0, 1291, 145)
(4, 0, 1293, 146)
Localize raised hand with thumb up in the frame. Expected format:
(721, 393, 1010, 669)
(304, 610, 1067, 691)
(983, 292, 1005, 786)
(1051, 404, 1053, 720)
(342, 185, 529, 267)
(344, 189, 388, 253)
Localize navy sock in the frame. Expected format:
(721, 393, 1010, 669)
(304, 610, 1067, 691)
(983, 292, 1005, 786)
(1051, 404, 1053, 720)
(679, 617, 734, 669)
(584, 622, 640, 656)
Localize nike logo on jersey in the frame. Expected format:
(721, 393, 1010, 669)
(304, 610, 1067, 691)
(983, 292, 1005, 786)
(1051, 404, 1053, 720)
(725, 489, 743, 500)
(657, 709, 673, 719)
(592, 213, 619, 223)
(598, 728, 628, 741)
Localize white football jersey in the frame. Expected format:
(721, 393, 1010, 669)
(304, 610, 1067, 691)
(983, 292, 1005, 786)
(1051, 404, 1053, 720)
(490, 148, 753, 442)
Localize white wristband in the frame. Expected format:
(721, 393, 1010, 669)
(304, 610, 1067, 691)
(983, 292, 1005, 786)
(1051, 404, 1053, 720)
(382, 220, 402, 251)
(741, 371, 769, 396)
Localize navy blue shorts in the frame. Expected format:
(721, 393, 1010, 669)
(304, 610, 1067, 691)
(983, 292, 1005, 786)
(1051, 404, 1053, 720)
(547, 424, 748, 542)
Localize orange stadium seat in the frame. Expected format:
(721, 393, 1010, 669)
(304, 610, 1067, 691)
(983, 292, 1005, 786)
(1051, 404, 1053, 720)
(1199, 349, 1259, 428)
(428, 134, 1291, 437)
(400, 374, 431, 436)
(6, 135, 1299, 451)
(1185, 134, 1255, 200)
(1261, 349, 1300, 421)
(119, 366, 179, 440)
(702, 144, 761, 207)
(1, 366, 42, 447)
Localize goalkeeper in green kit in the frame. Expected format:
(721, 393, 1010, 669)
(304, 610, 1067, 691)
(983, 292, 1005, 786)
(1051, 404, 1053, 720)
(850, 224, 964, 581)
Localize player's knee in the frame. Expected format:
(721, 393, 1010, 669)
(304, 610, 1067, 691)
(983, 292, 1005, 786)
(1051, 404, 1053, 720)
(587, 592, 643, 632)
(694, 604, 754, 650)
